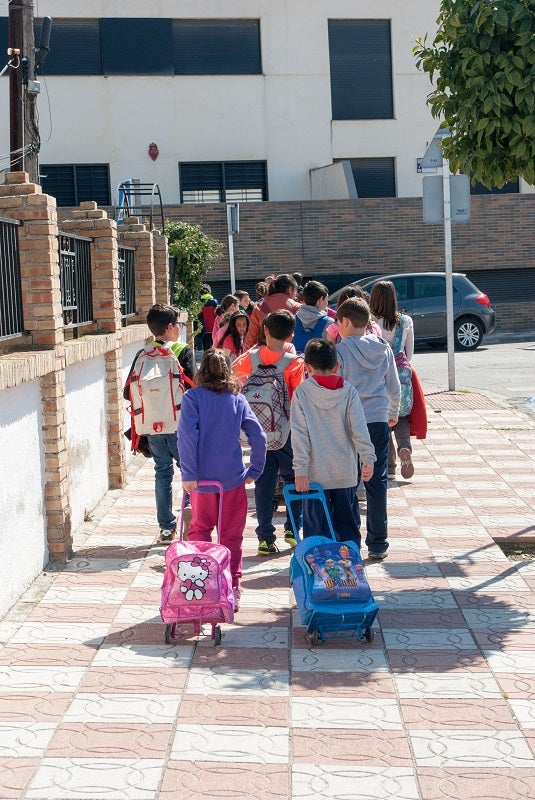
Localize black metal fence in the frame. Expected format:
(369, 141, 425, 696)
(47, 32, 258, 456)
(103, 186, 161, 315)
(58, 232, 93, 334)
(0, 217, 24, 340)
(118, 246, 136, 322)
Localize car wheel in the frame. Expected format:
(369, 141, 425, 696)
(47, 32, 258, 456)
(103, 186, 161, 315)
(454, 317, 483, 350)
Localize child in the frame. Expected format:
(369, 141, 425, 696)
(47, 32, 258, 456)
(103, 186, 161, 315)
(291, 339, 376, 544)
(293, 280, 331, 354)
(336, 298, 400, 560)
(233, 310, 305, 555)
(198, 284, 218, 351)
(212, 294, 239, 347)
(177, 349, 267, 608)
(219, 310, 249, 361)
(127, 304, 195, 543)
(326, 286, 381, 344)
(369, 280, 416, 480)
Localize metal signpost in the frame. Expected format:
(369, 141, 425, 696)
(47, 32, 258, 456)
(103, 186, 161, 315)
(226, 203, 240, 294)
(421, 127, 470, 391)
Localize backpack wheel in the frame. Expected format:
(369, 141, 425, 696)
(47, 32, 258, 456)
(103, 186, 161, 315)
(214, 625, 222, 646)
(164, 624, 174, 644)
(307, 629, 320, 646)
(364, 627, 374, 643)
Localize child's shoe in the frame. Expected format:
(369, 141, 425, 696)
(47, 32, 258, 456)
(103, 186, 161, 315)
(399, 448, 414, 479)
(284, 530, 297, 548)
(159, 528, 176, 544)
(233, 585, 241, 612)
(257, 540, 279, 556)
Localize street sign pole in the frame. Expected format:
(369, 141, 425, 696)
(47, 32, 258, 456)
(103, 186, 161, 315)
(226, 203, 239, 294)
(442, 156, 456, 391)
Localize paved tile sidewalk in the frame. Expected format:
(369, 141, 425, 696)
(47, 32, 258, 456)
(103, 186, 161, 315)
(0, 392, 534, 799)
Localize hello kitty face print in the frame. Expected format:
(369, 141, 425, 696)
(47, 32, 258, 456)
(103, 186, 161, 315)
(177, 556, 210, 601)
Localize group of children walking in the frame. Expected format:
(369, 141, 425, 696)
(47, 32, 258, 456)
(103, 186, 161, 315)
(133, 272, 413, 607)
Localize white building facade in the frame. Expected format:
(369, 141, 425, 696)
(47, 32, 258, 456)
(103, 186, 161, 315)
(1, 1, 464, 207)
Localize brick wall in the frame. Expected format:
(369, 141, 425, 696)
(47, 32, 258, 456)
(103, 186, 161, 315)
(58, 195, 535, 332)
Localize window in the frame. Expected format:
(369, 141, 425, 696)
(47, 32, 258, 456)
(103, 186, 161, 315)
(101, 18, 173, 75)
(40, 164, 111, 207)
(338, 158, 396, 198)
(34, 18, 102, 75)
(328, 20, 393, 120)
(413, 276, 446, 299)
(179, 161, 268, 203)
(173, 20, 261, 75)
(470, 178, 519, 195)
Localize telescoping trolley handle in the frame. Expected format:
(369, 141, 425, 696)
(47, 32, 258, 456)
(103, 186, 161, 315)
(283, 482, 337, 544)
(180, 480, 224, 542)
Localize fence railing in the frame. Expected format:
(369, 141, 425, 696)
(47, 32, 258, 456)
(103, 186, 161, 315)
(58, 232, 93, 335)
(0, 217, 24, 341)
(118, 246, 136, 322)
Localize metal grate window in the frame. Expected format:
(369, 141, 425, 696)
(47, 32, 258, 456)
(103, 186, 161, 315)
(328, 20, 393, 120)
(0, 217, 24, 340)
(179, 161, 268, 203)
(40, 164, 111, 207)
(173, 19, 261, 75)
(58, 233, 93, 334)
(118, 247, 136, 321)
(337, 157, 396, 198)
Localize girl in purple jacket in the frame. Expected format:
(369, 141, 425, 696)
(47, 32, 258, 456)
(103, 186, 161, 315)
(177, 349, 267, 609)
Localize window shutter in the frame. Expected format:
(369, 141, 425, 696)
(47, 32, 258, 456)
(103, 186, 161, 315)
(34, 19, 102, 75)
(101, 18, 173, 75)
(329, 20, 393, 120)
(173, 19, 261, 75)
(343, 158, 396, 198)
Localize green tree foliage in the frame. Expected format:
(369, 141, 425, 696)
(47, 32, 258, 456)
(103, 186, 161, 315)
(414, 0, 535, 187)
(165, 220, 223, 319)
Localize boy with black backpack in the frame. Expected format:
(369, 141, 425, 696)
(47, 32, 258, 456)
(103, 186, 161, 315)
(233, 310, 305, 554)
(292, 280, 331, 355)
(125, 304, 195, 543)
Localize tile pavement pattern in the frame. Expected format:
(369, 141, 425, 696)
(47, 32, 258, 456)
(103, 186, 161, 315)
(0, 393, 534, 799)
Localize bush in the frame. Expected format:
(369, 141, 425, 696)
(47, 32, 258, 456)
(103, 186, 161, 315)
(165, 220, 223, 319)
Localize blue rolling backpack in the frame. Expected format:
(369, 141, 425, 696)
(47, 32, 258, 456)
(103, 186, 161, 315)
(284, 483, 379, 645)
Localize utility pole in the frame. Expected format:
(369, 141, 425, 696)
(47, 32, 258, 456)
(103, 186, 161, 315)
(8, 0, 39, 182)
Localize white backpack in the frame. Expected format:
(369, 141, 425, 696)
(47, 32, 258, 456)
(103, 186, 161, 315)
(128, 344, 189, 435)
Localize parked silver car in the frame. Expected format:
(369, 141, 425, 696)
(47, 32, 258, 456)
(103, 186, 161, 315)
(329, 272, 496, 351)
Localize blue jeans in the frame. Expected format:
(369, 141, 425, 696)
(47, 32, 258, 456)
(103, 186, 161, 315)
(148, 432, 180, 531)
(359, 422, 390, 555)
(254, 434, 301, 544)
(302, 486, 361, 546)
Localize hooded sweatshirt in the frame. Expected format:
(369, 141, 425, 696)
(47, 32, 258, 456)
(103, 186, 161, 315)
(336, 334, 401, 424)
(244, 292, 301, 349)
(295, 304, 330, 337)
(291, 377, 376, 490)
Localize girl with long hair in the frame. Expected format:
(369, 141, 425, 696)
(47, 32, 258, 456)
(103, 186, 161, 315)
(369, 280, 415, 480)
(177, 349, 267, 609)
(219, 310, 249, 361)
(212, 294, 239, 347)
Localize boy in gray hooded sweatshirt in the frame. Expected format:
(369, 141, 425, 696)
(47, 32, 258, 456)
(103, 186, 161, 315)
(336, 298, 400, 559)
(291, 339, 376, 544)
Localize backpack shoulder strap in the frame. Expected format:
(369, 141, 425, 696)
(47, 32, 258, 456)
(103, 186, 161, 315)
(248, 348, 262, 372)
(275, 352, 297, 373)
(392, 318, 404, 354)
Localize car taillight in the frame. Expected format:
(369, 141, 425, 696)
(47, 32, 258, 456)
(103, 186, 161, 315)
(475, 293, 491, 307)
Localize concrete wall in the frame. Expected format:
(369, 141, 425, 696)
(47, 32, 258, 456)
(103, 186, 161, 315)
(0, 0, 442, 201)
(0, 380, 47, 618)
(65, 357, 109, 532)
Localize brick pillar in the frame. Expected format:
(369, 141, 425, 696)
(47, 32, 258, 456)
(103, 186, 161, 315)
(61, 201, 121, 335)
(0, 172, 72, 561)
(119, 217, 155, 321)
(61, 201, 127, 489)
(153, 231, 170, 304)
